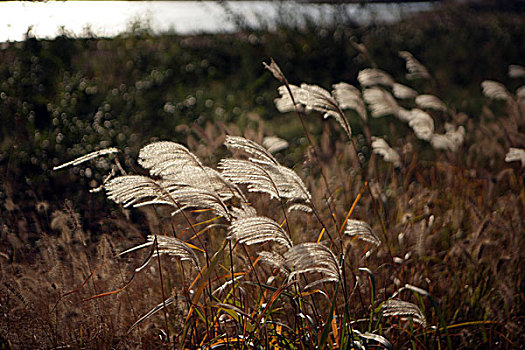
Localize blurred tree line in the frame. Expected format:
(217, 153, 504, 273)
(0, 3, 523, 238)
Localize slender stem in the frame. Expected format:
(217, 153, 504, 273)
(282, 81, 341, 237)
(154, 237, 172, 347)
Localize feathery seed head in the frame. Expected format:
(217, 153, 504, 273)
(358, 68, 394, 87)
(262, 136, 289, 154)
(119, 235, 201, 272)
(399, 51, 431, 80)
(408, 109, 434, 141)
(392, 83, 418, 99)
(481, 80, 512, 101)
(332, 82, 367, 121)
(284, 243, 341, 289)
(53, 147, 119, 171)
(505, 147, 525, 167)
(415, 94, 448, 112)
(228, 216, 293, 249)
(382, 299, 426, 327)
(344, 219, 381, 246)
(371, 137, 401, 168)
(508, 64, 525, 79)
(258, 251, 291, 275)
(363, 87, 400, 118)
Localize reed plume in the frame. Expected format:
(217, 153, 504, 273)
(398, 51, 431, 80)
(228, 216, 293, 249)
(284, 243, 341, 290)
(382, 299, 426, 327)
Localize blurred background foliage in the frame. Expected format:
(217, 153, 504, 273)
(0, 2, 524, 238)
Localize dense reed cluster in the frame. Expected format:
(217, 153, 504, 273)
(1, 7, 524, 348)
(3, 53, 519, 348)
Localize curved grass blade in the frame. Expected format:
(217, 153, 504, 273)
(354, 330, 392, 350)
(317, 281, 339, 349)
(127, 296, 175, 333)
(180, 240, 228, 349)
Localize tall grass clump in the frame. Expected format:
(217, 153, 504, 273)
(2, 8, 523, 345)
(40, 50, 523, 348)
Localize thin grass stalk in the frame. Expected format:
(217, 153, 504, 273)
(296, 286, 316, 348)
(154, 237, 173, 347)
(180, 240, 227, 349)
(241, 243, 289, 348)
(275, 81, 356, 345)
(317, 281, 340, 349)
(410, 318, 417, 350)
(116, 256, 143, 348)
(266, 60, 340, 240)
(83, 249, 105, 328)
(236, 244, 263, 345)
(366, 184, 395, 262)
(343, 122, 396, 262)
(155, 189, 220, 329)
(178, 259, 197, 346)
(339, 255, 357, 345)
(299, 274, 321, 329)
(293, 102, 340, 234)
(429, 294, 452, 349)
(228, 240, 237, 319)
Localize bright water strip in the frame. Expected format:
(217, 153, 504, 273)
(0, 1, 435, 42)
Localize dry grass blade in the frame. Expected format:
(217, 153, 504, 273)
(481, 80, 512, 100)
(344, 219, 381, 246)
(392, 83, 418, 99)
(399, 51, 431, 80)
(119, 235, 201, 271)
(128, 296, 175, 333)
(53, 147, 119, 170)
(354, 330, 392, 349)
(408, 109, 434, 141)
(357, 68, 394, 87)
(228, 216, 293, 248)
(382, 299, 426, 327)
(415, 94, 448, 112)
(284, 243, 341, 289)
(505, 147, 525, 167)
(371, 137, 401, 168)
(262, 136, 289, 154)
(332, 82, 367, 121)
